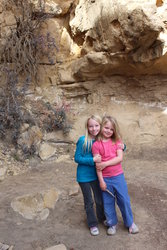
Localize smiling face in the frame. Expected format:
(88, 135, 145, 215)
(101, 121, 114, 140)
(87, 118, 100, 138)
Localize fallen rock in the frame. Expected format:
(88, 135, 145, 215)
(0, 242, 10, 250)
(44, 244, 67, 250)
(11, 188, 59, 220)
(39, 143, 57, 160)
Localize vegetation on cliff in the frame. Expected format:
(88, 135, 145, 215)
(0, 0, 70, 157)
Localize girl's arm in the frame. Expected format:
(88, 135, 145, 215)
(96, 170, 107, 191)
(96, 149, 123, 171)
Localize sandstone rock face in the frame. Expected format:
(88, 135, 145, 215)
(32, 0, 73, 15)
(68, 0, 167, 78)
(0, 0, 167, 157)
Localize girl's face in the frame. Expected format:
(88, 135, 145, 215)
(101, 121, 114, 139)
(87, 118, 100, 138)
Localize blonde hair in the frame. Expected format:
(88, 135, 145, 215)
(83, 115, 102, 152)
(98, 115, 122, 142)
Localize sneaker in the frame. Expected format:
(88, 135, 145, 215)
(129, 223, 139, 234)
(90, 226, 99, 236)
(107, 225, 116, 235)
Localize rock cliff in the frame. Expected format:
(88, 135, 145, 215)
(0, 0, 167, 158)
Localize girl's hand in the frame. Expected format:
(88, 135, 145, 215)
(96, 162, 106, 171)
(118, 143, 124, 150)
(93, 154, 101, 163)
(118, 143, 126, 151)
(100, 181, 107, 191)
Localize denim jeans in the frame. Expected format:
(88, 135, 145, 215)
(79, 180, 105, 228)
(102, 174, 133, 228)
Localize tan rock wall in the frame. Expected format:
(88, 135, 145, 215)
(0, 0, 167, 153)
(66, 76, 167, 151)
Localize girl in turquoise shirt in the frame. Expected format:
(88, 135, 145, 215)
(74, 115, 104, 236)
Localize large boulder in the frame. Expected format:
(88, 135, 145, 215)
(68, 0, 167, 77)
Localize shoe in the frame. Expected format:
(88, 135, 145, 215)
(107, 225, 116, 235)
(129, 223, 139, 234)
(90, 226, 99, 236)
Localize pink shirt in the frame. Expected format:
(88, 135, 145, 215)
(92, 139, 123, 177)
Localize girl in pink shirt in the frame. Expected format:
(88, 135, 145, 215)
(92, 115, 139, 235)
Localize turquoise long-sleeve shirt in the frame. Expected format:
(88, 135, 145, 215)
(74, 136, 98, 183)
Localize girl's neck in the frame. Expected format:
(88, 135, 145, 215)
(101, 137, 111, 142)
(90, 135, 95, 140)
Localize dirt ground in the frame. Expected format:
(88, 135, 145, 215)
(0, 149, 167, 250)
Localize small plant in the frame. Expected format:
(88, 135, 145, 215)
(36, 32, 58, 65)
(0, 69, 23, 144)
(53, 101, 72, 134)
(30, 100, 72, 134)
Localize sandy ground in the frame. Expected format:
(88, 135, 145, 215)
(0, 151, 167, 250)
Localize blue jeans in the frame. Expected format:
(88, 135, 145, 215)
(79, 180, 105, 228)
(102, 174, 133, 228)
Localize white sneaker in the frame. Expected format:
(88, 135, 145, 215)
(90, 226, 99, 236)
(107, 225, 116, 235)
(129, 223, 139, 234)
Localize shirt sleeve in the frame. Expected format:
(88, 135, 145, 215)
(74, 137, 94, 166)
(92, 141, 100, 155)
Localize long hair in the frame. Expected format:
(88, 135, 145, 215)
(83, 115, 102, 152)
(98, 115, 122, 143)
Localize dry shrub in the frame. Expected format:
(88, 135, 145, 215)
(30, 100, 71, 134)
(0, 0, 64, 156)
(2, 0, 46, 79)
(0, 0, 46, 146)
